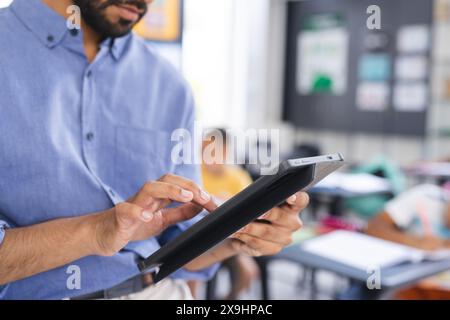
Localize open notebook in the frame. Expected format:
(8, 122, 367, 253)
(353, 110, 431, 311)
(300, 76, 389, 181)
(302, 230, 450, 270)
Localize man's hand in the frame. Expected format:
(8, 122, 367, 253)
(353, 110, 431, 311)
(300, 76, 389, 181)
(229, 192, 308, 256)
(92, 174, 217, 256)
(184, 192, 309, 272)
(0, 174, 217, 285)
(416, 236, 447, 251)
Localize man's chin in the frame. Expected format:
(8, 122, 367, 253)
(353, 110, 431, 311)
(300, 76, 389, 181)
(100, 24, 135, 38)
(83, 13, 143, 39)
(109, 29, 133, 38)
(106, 19, 139, 38)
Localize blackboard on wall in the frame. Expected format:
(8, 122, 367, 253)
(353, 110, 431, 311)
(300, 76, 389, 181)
(283, 0, 433, 137)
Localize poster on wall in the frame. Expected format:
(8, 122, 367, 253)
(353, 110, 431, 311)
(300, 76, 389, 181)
(133, 0, 182, 42)
(296, 13, 349, 95)
(397, 24, 430, 53)
(393, 82, 428, 112)
(395, 55, 428, 80)
(358, 54, 391, 81)
(356, 82, 390, 112)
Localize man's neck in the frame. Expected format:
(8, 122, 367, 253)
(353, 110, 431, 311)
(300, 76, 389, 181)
(42, 0, 102, 63)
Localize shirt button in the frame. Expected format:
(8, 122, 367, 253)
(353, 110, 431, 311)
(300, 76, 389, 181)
(47, 35, 55, 43)
(86, 70, 92, 78)
(86, 132, 94, 141)
(69, 29, 79, 37)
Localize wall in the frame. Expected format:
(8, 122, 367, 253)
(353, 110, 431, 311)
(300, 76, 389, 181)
(257, 0, 450, 164)
(183, 0, 450, 164)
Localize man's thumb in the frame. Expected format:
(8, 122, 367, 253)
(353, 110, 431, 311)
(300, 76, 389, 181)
(115, 202, 151, 229)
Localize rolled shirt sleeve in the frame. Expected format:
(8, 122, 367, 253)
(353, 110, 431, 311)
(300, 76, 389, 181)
(0, 220, 8, 246)
(0, 220, 10, 299)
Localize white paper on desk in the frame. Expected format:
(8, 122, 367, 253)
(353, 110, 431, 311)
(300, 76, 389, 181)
(314, 172, 391, 194)
(424, 249, 450, 261)
(302, 230, 425, 270)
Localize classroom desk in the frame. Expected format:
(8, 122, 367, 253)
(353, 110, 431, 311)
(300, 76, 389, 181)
(274, 244, 450, 300)
(403, 162, 450, 184)
(309, 186, 393, 198)
(308, 186, 393, 217)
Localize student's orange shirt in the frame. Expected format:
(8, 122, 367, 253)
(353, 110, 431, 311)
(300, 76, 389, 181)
(202, 165, 253, 200)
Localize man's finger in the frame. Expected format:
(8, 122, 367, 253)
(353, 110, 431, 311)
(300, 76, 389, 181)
(238, 222, 293, 246)
(262, 192, 308, 220)
(160, 203, 204, 229)
(286, 194, 297, 205)
(232, 233, 282, 256)
(281, 192, 309, 211)
(159, 174, 217, 212)
(133, 181, 195, 208)
(115, 202, 154, 229)
(261, 208, 303, 230)
(228, 239, 263, 257)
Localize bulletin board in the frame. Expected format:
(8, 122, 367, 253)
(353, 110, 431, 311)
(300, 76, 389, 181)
(283, 0, 433, 136)
(133, 0, 183, 42)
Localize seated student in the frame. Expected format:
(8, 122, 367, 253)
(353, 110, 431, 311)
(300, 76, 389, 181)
(367, 184, 450, 299)
(367, 184, 450, 250)
(201, 129, 254, 199)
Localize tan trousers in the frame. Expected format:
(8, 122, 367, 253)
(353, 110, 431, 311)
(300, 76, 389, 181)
(115, 279, 194, 300)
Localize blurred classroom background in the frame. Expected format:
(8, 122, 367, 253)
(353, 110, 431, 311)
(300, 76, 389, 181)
(181, 0, 450, 300)
(3, 0, 450, 300)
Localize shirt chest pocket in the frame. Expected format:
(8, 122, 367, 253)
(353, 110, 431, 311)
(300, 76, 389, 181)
(114, 126, 174, 199)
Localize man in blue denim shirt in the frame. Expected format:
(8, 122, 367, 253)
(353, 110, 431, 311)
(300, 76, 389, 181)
(0, 0, 308, 299)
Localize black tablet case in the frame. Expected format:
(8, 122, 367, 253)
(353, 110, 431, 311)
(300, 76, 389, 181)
(138, 156, 343, 283)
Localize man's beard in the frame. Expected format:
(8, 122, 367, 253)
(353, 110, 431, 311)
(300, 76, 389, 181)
(73, 0, 148, 39)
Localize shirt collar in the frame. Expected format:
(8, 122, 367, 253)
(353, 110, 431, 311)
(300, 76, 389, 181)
(101, 34, 132, 61)
(11, 0, 131, 61)
(11, 0, 68, 49)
